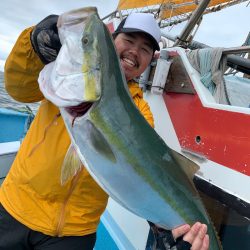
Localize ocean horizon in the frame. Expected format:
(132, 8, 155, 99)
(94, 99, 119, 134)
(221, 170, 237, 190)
(0, 71, 40, 114)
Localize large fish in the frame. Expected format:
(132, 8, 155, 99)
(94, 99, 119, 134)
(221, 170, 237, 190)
(40, 7, 222, 250)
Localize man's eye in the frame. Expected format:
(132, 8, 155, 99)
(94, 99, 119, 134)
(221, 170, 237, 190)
(125, 39, 133, 44)
(142, 47, 151, 54)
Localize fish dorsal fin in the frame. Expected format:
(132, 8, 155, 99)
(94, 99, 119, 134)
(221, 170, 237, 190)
(198, 192, 224, 250)
(172, 149, 224, 249)
(61, 143, 83, 185)
(170, 148, 199, 184)
(212, 221, 223, 250)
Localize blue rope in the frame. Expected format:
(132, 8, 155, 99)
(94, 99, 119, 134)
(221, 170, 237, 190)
(198, 48, 216, 95)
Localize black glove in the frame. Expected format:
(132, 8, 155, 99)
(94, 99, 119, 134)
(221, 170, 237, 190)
(146, 222, 192, 250)
(30, 15, 61, 64)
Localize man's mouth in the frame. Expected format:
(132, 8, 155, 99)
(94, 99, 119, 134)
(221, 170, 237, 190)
(121, 57, 138, 68)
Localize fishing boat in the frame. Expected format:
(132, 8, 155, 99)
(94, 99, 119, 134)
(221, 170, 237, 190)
(1, 0, 250, 249)
(0, 108, 30, 185)
(101, 0, 250, 249)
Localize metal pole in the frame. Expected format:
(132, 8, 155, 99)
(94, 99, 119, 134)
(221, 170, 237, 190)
(188, 41, 250, 75)
(173, 0, 212, 47)
(101, 10, 117, 21)
(222, 46, 250, 55)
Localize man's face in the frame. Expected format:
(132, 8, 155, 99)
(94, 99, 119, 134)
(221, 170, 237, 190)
(114, 32, 154, 81)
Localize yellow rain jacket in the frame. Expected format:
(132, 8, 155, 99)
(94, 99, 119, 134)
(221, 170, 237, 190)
(0, 27, 154, 236)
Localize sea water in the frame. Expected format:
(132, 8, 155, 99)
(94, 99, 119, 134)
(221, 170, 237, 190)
(0, 71, 39, 113)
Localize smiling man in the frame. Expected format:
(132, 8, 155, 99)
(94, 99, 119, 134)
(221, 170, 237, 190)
(113, 13, 160, 81)
(1, 11, 208, 250)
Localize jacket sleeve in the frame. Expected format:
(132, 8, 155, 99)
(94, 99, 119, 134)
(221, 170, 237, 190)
(128, 82, 155, 128)
(133, 96, 155, 128)
(4, 27, 45, 103)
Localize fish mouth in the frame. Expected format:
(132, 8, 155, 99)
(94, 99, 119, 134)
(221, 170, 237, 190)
(65, 101, 96, 128)
(65, 102, 93, 119)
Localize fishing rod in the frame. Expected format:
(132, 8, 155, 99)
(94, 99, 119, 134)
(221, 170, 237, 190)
(162, 32, 250, 75)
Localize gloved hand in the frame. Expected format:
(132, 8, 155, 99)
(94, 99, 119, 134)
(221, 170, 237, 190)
(31, 15, 61, 64)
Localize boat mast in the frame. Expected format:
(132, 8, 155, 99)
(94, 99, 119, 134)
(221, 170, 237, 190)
(173, 0, 211, 46)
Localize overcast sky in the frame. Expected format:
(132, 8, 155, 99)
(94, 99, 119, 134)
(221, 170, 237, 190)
(0, 0, 249, 71)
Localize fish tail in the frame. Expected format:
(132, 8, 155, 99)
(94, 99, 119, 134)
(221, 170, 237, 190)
(61, 143, 83, 185)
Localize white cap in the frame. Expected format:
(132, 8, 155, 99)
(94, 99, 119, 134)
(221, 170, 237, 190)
(113, 13, 161, 51)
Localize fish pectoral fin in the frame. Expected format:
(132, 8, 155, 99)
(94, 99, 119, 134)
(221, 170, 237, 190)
(87, 120, 116, 163)
(61, 143, 83, 185)
(170, 149, 199, 182)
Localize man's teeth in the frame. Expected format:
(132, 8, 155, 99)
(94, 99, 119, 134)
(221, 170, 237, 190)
(123, 58, 136, 67)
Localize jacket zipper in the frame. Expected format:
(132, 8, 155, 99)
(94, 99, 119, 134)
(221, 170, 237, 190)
(55, 168, 82, 236)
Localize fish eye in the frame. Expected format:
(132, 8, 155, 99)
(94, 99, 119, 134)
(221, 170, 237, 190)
(82, 37, 89, 45)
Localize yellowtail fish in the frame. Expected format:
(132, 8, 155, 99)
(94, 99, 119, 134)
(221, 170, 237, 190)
(41, 7, 222, 250)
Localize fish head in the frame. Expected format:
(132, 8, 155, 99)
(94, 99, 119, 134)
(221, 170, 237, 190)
(52, 6, 124, 108)
(80, 11, 124, 102)
(80, 12, 102, 101)
(54, 7, 104, 104)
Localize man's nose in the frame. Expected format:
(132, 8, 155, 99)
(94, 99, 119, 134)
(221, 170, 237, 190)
(129, 44, 140, 55)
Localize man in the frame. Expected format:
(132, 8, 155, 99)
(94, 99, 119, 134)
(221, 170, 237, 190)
(0, 12, 209, 250)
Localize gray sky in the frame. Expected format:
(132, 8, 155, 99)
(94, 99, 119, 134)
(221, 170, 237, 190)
(0, 0, 249, 71)
(165, 2, 250, 47)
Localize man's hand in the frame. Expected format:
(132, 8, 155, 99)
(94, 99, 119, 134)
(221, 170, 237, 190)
(31, 15, 61, 64)
(172, 222, 209, 250)
(147, 221, 209, 250)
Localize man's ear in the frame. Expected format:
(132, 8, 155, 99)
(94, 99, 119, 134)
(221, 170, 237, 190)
(153, 51, 160, 60)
